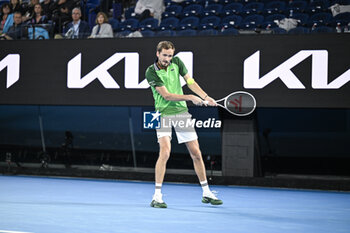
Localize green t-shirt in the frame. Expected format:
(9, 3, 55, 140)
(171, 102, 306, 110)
(145, 56, 188, 116)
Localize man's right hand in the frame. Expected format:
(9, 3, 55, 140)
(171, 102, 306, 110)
(190, 95, 204, 106)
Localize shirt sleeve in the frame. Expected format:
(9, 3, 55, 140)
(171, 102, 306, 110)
(172, 56, 188, 77)
(146, 66, 164, 87)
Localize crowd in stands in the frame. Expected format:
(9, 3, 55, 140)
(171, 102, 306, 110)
(0, 0, 349, 39)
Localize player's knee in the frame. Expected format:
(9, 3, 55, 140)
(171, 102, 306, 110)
(190, 150, 202, 161)
(159, 146, 171, 161)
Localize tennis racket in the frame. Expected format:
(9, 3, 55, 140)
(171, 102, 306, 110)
(204, 91, 256, 116)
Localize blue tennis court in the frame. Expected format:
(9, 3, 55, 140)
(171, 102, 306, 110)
(0, 175, 349, 233)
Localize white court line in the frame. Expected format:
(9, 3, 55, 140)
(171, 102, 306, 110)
(0, 230, 33, 233)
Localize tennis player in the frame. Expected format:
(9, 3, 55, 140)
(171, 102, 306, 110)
(145, 41, 223, 208)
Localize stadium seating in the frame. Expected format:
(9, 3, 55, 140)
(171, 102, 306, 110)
(158, 17, 179, 31)
(157, 29, 177, 37)
(310, 26, 335, 33)
(176, 29, 198, 36)
(199, 16, 221, 30)
(264, 1, 286, 15)
(240, 14, 264, 29)
(162, 5, 183, 19)
(178, 16, 200, 30)
(222, 3, 244, 16)
(221, 15, 243, 29)
(139, 18, 159, 31)
(198, 29, 219, 35)
(181, 4, 204, 17)
(203, 3, 223, 16)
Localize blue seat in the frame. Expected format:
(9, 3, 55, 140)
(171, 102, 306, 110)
(182, 0, 204, 7)
(157, 30, 177, 37)
(307, 12, 332, 27)
(272, 27, 287, 34)
(198, 29, 219, 36)
(203, 4, 223, 16)
(176, 29, 197, 36)
(139, 18, 159, 31)
(158, 17, 179, 30)
(182, 4, 203, 17)
(219, 0, 235, 5)
(199, 16, 221, 29)
(286, 0, 308, 14)
(88, 11, 97, 29)
(162, 5, 183, 18)
(308, 0, 329, 13)
(117, 30, 132, 37)
(290, 13, 309, 26)
(263, 1, 286, 15)
(240, 14, 264, 29)
(222, 3, 243, 16)
(310, 26, 335, 33)
(119, 18, 139, 31)
(332, 12, 350, 26)
(221, 27, 239, 35)
(164, 0, 173, 7)
(243, 2, 264, 15)
(262, 14, 286, 28)
(288, 26, 309, 34)
(141, 30, 156, 37)
(221, 15, 243, 29)
(124, 7, 136, 19)
(108, 18, 119, 32)
(178, 16, 200, 30)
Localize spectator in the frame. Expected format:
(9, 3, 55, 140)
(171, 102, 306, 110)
(0, 3, 14, 33)
(51, 0, 75, 34)
(134, 0, 164, 23)
(9, 0, 25, 15)
(89, 12, 113, 38)
(2, 11, 27, 39)
(63, 7, 90, 39)
(41, 0, 54, 20)
(22, 0, 39, 22)
(28, 3, 48, 24)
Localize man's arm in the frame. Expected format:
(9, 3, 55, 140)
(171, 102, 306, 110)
(182, 73, 216, 106)
(155, 86, 204, 106)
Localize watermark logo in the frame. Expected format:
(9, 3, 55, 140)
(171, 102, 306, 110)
(143, 110, 161, 129)
(143, 111, 221, 131)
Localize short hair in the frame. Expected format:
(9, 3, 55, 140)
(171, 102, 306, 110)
(156, 41, 175, 53)
(72, 7, 81, 14)
(13, 11, 22, 16)
(95, 12, 108, 24)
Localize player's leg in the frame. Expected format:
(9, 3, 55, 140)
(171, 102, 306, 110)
(151, 136, 171, 208)
(185, 139, 223, 205)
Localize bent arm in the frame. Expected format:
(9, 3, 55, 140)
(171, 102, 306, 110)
(155, 86, 203, 105)
(183, 73, 216, 106)
(183, 73, 208, 99)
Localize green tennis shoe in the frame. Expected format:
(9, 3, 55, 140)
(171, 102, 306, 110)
(150, 200, 167, 208)
(202, 196, 223, 205)
(150, 193, 167, 208)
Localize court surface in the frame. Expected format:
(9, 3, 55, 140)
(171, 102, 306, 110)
(0, 175, 349, 233)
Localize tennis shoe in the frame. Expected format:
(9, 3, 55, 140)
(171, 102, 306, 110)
(202, 191, 223, 205)
(150, 193, 167, 208)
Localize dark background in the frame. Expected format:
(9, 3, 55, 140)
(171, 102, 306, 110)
(0, 34, 349, 178)
(0, 34, 349, 107)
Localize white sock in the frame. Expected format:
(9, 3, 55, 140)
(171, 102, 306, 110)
(200, 180, 211, 195)
(154, 183, 162, 196)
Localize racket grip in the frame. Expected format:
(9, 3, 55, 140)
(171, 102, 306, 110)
(203, 101, 209, 105)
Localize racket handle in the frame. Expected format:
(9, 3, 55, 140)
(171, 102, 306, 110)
(203, 101, 209, 105)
